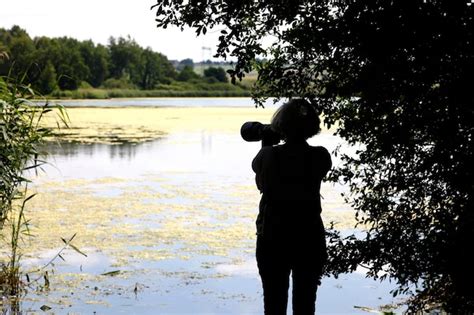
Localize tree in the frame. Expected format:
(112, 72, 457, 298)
(177, 58, 194, 71)
(107, 36, 177, 89)
(108, 36, 141, 82)
(176, 65, 199, 81)
(0, 26, 35, 80)
(51, 37, 90, 90)
(36, 60, 57, 94)
(154, 0, 474, 312)
(0, 26, 178, 93)
(137, 48, 176, 89)
(79, 40, 109, 88)
(203, 66, 228, 83)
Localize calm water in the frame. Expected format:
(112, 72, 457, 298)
(18, 99, 406, 314)
(48, 97, 284, 108)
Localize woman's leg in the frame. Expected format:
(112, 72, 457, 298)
(291, 232, 326, 315)
(291, 267, 320, 315)
(257, 236, 291, 315)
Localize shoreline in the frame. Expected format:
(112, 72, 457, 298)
(47, 88, 252, 100)
(38, 96, 281, 108)
(44, 95, 255, 101)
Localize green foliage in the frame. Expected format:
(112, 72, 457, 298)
(79, 41, 109, 88)
(0, 74, 68, 300)
(50, 80, 251, 99)
(101, 77, 136, 89)
(107, 36, 177, 89)
(203, 66, 228, 83)
(0, 77, 56, 222)
(36, 61, 57, 94)
(154, 0, 474, 312)
(108, 36, 141, 81)
(0, 26, 177, 93)
(139, 48, 176, 89)
(0, 26, 245, 97)
(177, 65, 200, 82)
(1, 190, 32, 298)
(0, 26, 35, 78)
(177, 58, 194, 71)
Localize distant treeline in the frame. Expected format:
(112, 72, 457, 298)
(0, 25, 243, 97)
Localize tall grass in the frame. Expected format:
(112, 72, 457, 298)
(0, 75, 68, 305)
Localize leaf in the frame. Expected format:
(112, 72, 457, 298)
(23, 163, 46, 171)
(69, 243, 87, 257)
(23, 193, 37, 204)
(1, 125, 8, 141)
(40, 305, 52, 311)
(68, 232, 77, 242)
(101, 270, 121, 276)
(44, 272, 50, 288)
(61, 233, 77, 245)
(353, 305, 379, 313)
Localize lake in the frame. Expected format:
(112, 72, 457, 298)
(48, 97, 285, 108)
(10, 98, 406, 314)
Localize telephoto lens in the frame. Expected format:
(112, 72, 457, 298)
(240, 122, 265, 142)
(240, 121, 281, 147)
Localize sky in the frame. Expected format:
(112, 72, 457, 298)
(0, 0, 223, 62)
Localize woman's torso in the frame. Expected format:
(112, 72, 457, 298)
(253, 141, 331, 240)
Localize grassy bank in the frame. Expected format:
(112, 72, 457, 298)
(49, 81, 253, 99)
(50, 88, 251, 99)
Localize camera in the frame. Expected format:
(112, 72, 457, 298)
(240, 122, 281, 147)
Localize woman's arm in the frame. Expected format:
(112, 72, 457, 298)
(313, 146, 332, 178)
(252, 149, 263, 173)
(252, 147, 269, 192)
(322, 147, 332, 176)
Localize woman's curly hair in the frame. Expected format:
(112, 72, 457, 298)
(270, 99, 321, 140)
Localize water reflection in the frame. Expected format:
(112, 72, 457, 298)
(40, 132, 262, 182)
(43, 140, 164, 161)
(200, 130, 213, 155)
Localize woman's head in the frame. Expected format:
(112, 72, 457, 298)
(271, 99, 321, 141)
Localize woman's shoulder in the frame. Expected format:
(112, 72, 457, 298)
(256, 145, 275, 157)
(252, 146, 275, 172)
(308, 145, 332, 171)
(253, 145, 283, 166)
(308, 145, 330, 156)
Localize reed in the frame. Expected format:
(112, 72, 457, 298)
(0, 74, 71, 306)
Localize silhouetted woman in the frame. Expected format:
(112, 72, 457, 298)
(252, 99, 331, 315)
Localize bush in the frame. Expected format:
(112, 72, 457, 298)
(203, 67, 228, 83)
(101, 77, 136, 89)
(176, 65, 200, 82)
(78, 81, 93, 89)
